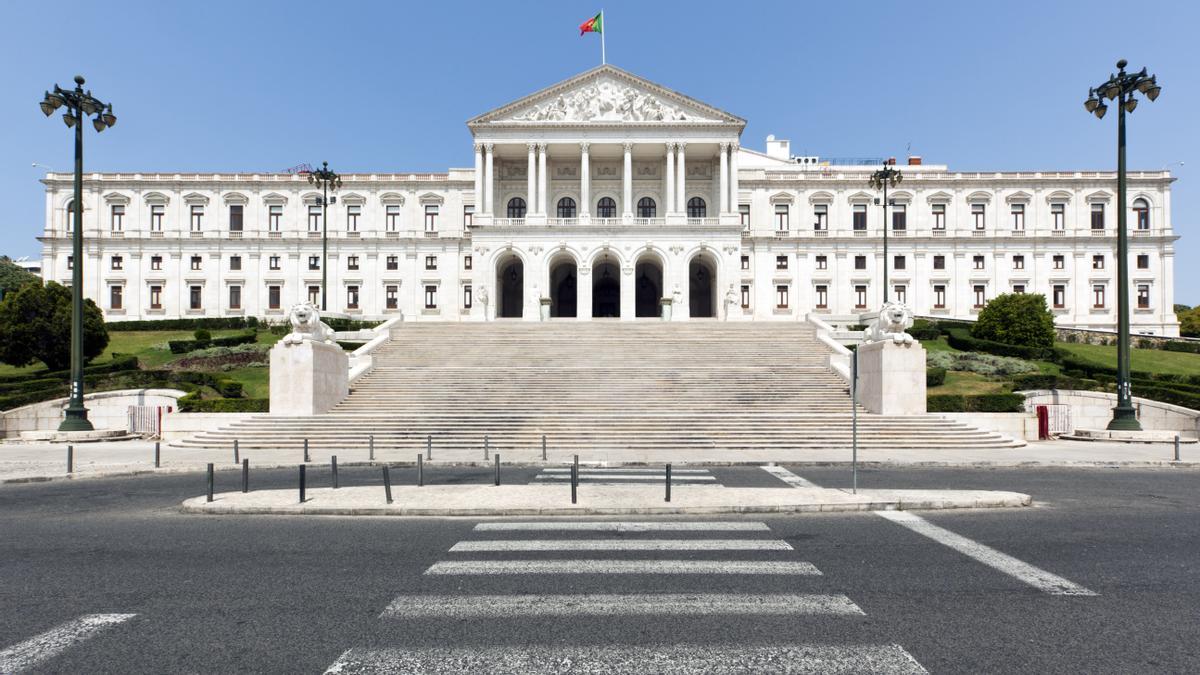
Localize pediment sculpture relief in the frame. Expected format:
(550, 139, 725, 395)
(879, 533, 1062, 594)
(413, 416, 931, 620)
(511, 80, 711, 123)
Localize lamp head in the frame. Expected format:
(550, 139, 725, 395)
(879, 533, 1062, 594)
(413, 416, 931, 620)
(93, 116, 106, 132)
(1124, 97, 1138, 113)
(62, 112, 78, 128)
(1084, 89, 1100, 113)
(1094, 103, 1108, 119)
(1145, 82, 1161, 102)
(101, 105, 116, 128)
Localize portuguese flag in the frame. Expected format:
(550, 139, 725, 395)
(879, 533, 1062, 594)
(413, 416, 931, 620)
(579, 12, 602, 36)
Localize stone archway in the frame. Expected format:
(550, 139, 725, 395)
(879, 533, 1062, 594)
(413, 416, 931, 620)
(635, 255, 664, 318)
(689, 253, 717, 318)
(549, 256, 578, 318)
(592, 256, 621, 318)
(496, 256, 524, 318)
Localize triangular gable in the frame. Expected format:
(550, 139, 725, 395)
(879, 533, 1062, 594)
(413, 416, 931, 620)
(468, 65, 744, 126)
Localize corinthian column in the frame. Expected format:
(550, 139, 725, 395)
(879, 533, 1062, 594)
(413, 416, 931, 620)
(665, 143, 675, 215)
(676, 142, 687, 216)
(729, 143, 739, 215)
(537, 143, 548, 216)
(622, 142, 633, 218)
(473, 143, 483, 214)
(526, 143, 536, 219)
(719, 142, 730, 215)
(484, 143, 495, 216)
(580, 142, 591, 219)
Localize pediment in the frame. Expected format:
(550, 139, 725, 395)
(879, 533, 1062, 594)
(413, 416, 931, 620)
(469, 65, 744, 127)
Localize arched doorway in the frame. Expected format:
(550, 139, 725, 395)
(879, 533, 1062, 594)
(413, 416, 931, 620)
(635, 255, 663, 318)
(497, 256, 524, 318)
(592, 254, 620, 318)
(689, 253, 717, 318)
(549, 256, 578, 318)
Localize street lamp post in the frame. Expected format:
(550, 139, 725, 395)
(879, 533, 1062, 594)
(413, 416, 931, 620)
(39, 76, 117, 432)
(306, 161, 342, 311)
(1084, 59, 1162, 432)
(868, 165, 903, 304)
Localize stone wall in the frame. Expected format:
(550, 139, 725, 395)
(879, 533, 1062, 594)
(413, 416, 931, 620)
(1022, 389, 1199, 438)
(0, 388, 185, 438)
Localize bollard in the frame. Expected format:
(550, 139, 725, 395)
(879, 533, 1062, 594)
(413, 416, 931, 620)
(67, 445, 74, 474)
(665, 464, 672, 503)
(484, 435, 490, 461)
(495, 454, 501, 486)
(206, 463, 214, 502)
(417, 455, 424, 487)
(299, 464, 307, 503)
(369, 434, 375, 461)
(154, 441, 161, 469)
(383, 465, 393, 504)
(331, 455, 339, 489)
(571, 462, 577, 504)
(1175, 435, 1182, 462)
(426, 435, 432, 461)
(303, 438, 310, 463)
(542, 435, 547, 461)
(241, 458, 249, 493)
(233, 439, 239, 465)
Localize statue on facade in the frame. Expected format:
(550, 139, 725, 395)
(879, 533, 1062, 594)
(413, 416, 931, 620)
(724, 284, 738, 320)
(867, 301, 916, 345)
(283, 302, 336, 345)
(477, 285, 489, 319)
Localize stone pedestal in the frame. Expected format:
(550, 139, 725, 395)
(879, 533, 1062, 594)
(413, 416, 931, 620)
(856, 340, 927, 415)
(269, 340, 349, 416)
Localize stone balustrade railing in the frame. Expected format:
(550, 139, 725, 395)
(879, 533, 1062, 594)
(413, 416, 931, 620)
(806, 312, 853, 384)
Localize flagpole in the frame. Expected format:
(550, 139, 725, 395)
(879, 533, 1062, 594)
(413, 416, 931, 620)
(601, 9, 606, 64)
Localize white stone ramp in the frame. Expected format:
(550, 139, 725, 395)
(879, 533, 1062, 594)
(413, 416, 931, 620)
(0, 613, 136, 673)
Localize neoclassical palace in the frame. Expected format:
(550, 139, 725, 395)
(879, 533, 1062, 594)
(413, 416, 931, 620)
(38, 65, 1181, 335)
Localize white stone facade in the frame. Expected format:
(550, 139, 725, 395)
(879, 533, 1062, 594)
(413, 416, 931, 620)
(38, 65, 1181, 335)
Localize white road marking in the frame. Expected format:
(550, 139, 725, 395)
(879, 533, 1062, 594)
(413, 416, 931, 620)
(876, 510, 1098, 596)
(379, 593, 864, 619)
(535, 474, 717, 481)
(473, 521, 770, 532)
(537, 481, 726, 487)
(449, 538, 793, 552)
(0, 613, 137, 673)
(325, 643, 927, 674)
(761, 464, 821, 488)
(424, 560, 821, 575)
(541, 468, 711, 474)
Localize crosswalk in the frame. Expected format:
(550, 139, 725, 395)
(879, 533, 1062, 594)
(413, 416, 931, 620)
(325, 520, 929, 674)
(0, 613, 136, 673)
(530, 466, 723, 487)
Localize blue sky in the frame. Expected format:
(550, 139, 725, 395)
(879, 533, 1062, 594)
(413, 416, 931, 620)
(2, 0, 1196, 302)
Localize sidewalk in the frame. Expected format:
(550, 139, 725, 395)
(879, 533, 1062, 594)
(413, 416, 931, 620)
(1, 438, 1195, 485)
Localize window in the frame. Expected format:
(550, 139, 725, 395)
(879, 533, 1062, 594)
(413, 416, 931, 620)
(425, 205, 439, 232)
(66, 201, 77, 232)
(190, 205, 204, 231)
(852, 204, 867, 231)
(308, 256, 320, 271)
(934, 284, 946, 309)
(686, 197, 706, 218)
(230, 256, 242, 271)
(269, 255, 281, 271)
(972, 203, 986, 230)
(639, 197, 657, 218)
(557, 197, 577, 218)
(425, 255, 437, 271)
(111, 255, 123, 271)
(150, 285, 162, 309)
(269, 205, 283, 231)
(815, 284, 829, 309)
(190, 256, 202, 271)
(776, 255, 788, 271)
(386, 255, 399, 271)
(774, 204, 789, 231)
(189, 285, 203, 310)
(346, 285, 359, 310)
(268, 286, 281, 310)
(1013, 255, 1025, 270)
(307, 286, 320, 305)
(1091, 203, 1106, 230)
(854, 255, 866, 270)
(150, 204, 164, 231)
(111, 204, 124, 231)
(464, 255, 473, 270)
(229, 285, 241, 310)
(507, 197, 527, 219)
(1092, 255, 1105, 270)
(973, 285, 986, 308)
(308, 205, 322, 232)
(1053, 255, 1065, 270)
(893, 255, 906, 271)
(424, 285, 438, 309)
(1093, 285, 1106, 309)
(463, 285, 472, 309)
(740, 285, 750, 308)
(150, 255, 162, 271)
(740, 255, 750, 271)
(894, 285, 907, 304)
(973, 255, 985, 270)
(1134, 198, 1150, 230)
(385, 204, 400, 231)
(1053, 285, 1066, 308)
(815, 255, 828, 270)
(1013, 284, 1026, 294)
(229, 204, 244, 232)
(596, 197, 617, 218)
(933, 255, 945, 270)
(67, 256, 73, 270)
(464, 205, 474, 228)
(775, 285, 789, 309)
(1138, 284, 1150, 309)
(1137, 254, 1149, 270)
(347, 256, 359, 271)
(738, 204, 750, 229)
(386, 285, 398, 310)
(346, 205, 361, 232)
(813, 204, 828, 231)
(854, 285, 867, 309)
(1051, 202, 1066, 230)
(891, 204, 906, 230)
(932, 203, 946, 230)
(110, 285, 123, 310)
(1010, 203, 1025, 230)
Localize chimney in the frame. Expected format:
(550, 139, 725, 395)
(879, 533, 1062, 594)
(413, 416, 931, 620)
(907, 156, 923, 166)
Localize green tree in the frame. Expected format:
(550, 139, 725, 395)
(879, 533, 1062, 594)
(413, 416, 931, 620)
(1179, 306, 1200, 338)
(971, 292, 1056, 351)
(0, 281, 109, 371)
(0, 257, 39, 302)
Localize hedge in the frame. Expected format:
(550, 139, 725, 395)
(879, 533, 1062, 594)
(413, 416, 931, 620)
(927, 393, 1026, 413)
(168, 331, 258, 354)
(105, 317, 259, 331)
(1162, 341, 1200, 354)
(0, 354, 140, 385)
(946, 328, 1053, 361)
(911, 327, 942, 341)
(1127, 385, 1200, 411)
(1010, 373, 1104, 391)
(216, 379, 244, 398)
(177, 395, 268, 413)
(926, 367, 946, 387)
(0, 386, 69, 410)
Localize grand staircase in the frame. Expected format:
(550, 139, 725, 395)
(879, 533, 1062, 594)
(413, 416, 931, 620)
(173, 321, 1023, 453)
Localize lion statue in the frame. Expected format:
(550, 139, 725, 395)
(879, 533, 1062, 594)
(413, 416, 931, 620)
(867, 301, 916, 345)
(283, 302, 335, 345)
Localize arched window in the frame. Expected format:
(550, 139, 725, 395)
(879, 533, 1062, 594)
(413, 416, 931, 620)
(596, 197, 617, 218)
(1133, 198, 1150, 230)
(65, 200, 77, 231)
(507, 197, 527, 219)
(687, 197, 707, 218)
(557, 197, 577, 218)
(637, 197, 656, 218)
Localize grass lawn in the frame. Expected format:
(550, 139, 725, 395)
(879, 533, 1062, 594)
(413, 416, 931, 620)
(1057, 342, 1200, 376)
(928, 370, 1010, 396)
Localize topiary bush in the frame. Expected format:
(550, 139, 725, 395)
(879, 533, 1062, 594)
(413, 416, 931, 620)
(926, 367, 947, 387)
(971, 293, 1056, 353)
(193, 328, 212, 342)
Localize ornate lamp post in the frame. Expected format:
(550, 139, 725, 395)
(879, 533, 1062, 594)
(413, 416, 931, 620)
(306, 161, 342, 311)
(39, 76, 116, 432)
(868, 165, 902, 304)
(1084, 59, 1162, 432)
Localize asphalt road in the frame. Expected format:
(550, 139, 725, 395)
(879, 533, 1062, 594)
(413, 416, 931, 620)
(0, 465, 1197, 673)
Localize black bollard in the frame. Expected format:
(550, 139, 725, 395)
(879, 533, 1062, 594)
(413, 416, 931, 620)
(303, 438, 310, 463)
(369, 434, 375, 461)
(542, 435, 547, 461)
(233, 439, 239, 465)
(426, 435, 432, 461)
(571, 462, 577, 504)
(417, 454, 424, 487)
(484, 435, 489, 461)
(241, 458, 249, 493)
(665, 464, 672, 503)
(495, 453, 501, 486)
(383, 465, 393, 504)
(206, 463, 214, 502)
(331, 455, 339, 489)
(299, 464, 306, 503)
(154, 441, 161, 469)
(67, 445, 74, 474)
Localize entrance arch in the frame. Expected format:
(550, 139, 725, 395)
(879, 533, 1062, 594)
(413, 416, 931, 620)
(592, 254, 621, 318)
(496, 256, 524, 318)
(634, 254, 664, 318)
(549, 255, 578, 318)
(689, 253, 717, 318)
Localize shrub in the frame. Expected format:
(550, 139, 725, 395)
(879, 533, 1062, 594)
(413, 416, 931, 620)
(177, 394, 268, 413)
(168, 331, 257, 354)
(926, 367, 947, 387)
(215, 379, 244, 398)
(972, 293, 1056, 352)
(947, 328, 1052, 361)
(927, 393, 1026, 413)
(927, 350, 1039, 377)
(193, 328, 212, 342)
(910, 327, 942, 341)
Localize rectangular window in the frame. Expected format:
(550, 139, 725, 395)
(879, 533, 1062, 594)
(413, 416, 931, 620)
(1136, 205, 1150, 230)
(347, 256, 359, 271)
(464, 255, 473, 270)
(813, 204, 828, 231)
(740, 255, 750, 271)
(385, 205, 400, 231)
(973, 285, 986, 308)
(190, 205, 204, 231)
(229, 204, 244, 231)
(229, 285, 241, 310)
(934, 284, 946, 309)
(150, 285, 162, 309)
(111, 204, 124, 232)
(1013, 255, 1025, 270)
(463, 284, 473, 309)
(150, 255, 162, 271)
(425, 255, 437, 271)
(1051, 203, 1065, 230)
(109, 285, 123, 310)
(852, 204, 867, 231)
(1013, 284, 1026, 294)
(854, 255, 866, 270)
(891, 204, 906, 231)
(386, 256, 399, 271)
(1137, 254, 1149, 270)
(1053, 255, 1065, 270)
(972, 203, 986, 230)
(1053, 285, 1066, 308)
(775, 285, 789, 309)
(894, 285, 906, 304)
(386, 285, 399, 310)
(269, 205, 282, 231)
(1011, 203, 1025, 230)
(854, 285, 867, 309)
(740, 284, 750, 308)
(67, 256, 73, 270)
(189, 285, 203, 310)
(268, 285, 281, 310)
(269, 256, 281, 271)
(775, 255, 788, 270)
(1137, 284, 1150, 309)
(815, 255, 827, 270)
(346, 285, 359, 310)
(425, 205, 439, 232)
(424, 285, 438, 309)
(1091, 203, 1105, 230)
(893, 255, 906, 271)
(932, 203, 946, 230)
(774, 204, 789, 231)
(739, 204, 750, 229)
(150, 204, 164, 231)
(815, 285, 828, 309)
(933, 255, 945, 270)
(308, 205, 322, 232)
(190, 256, 202, 271)
(1092, 255, 1105, 270)
(973, 255, 985, 270)
(111, 255, 123, 271)
(346, 205, 360, 232)
(464, 205, 474, 228)
(307, 286, 320, 305)
(308, 256, 320, 271)
(1093, 285, 1106, 309)
(230, 255, 242, 271)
